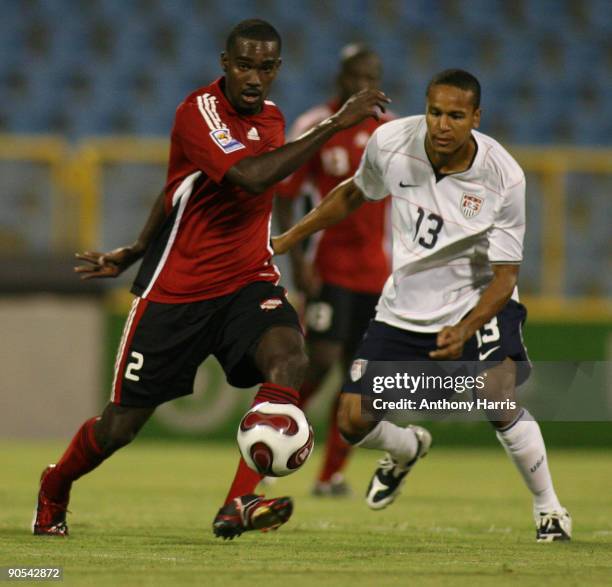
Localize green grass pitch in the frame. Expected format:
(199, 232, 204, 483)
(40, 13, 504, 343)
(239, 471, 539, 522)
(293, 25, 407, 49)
(1, 440, 611, 586)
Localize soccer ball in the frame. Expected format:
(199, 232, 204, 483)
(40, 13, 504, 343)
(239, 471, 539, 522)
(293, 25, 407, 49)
(237, 402, 314, 477)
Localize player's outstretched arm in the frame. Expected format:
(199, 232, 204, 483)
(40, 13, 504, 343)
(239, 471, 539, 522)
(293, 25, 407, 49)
(430, 264, 520, 359)
(74, 189, 167, 280)
(226, 89, 390, 194)
(272, 178, 366, 255)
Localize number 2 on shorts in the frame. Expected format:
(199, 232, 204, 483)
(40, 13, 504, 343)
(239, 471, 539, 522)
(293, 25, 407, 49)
(125, 351, 144, 381)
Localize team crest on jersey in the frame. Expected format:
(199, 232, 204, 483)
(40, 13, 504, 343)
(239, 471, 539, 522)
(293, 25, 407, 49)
(210, 128, 246, 154)
(460, 193, 483, 218)
(350, 359, 368, 382)
(260, 298, 283, 311)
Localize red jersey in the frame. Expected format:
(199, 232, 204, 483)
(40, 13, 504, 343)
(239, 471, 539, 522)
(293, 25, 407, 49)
(277, 101, 390, 294)
(132, 78, 285, 303)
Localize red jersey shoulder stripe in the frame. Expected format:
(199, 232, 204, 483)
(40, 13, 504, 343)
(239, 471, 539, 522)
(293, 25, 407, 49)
(196, 94, 219, 130)
(196, 93, 227, 131)
(204, 94, 224, 128)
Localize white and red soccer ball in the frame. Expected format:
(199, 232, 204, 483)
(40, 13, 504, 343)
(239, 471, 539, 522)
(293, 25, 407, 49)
(237, 402, 314, 477)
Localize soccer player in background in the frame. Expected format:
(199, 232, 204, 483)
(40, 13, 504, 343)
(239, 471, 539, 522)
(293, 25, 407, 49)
(273, 69, 572, 542)
(275, 44, 392, 496)
(32, 19, 389, 540)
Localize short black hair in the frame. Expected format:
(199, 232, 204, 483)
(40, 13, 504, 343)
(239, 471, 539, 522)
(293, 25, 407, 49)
(339, 43, 379, 71)
(226, 19, 281, 54)
(426, 69, 481, 108)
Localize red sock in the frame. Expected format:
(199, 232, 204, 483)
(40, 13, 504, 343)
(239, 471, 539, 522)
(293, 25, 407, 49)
(254, 382, 300, 406)
(318, 396, 352, 483)
(43, 417, 106, 502)
(224, 383, 300, 505)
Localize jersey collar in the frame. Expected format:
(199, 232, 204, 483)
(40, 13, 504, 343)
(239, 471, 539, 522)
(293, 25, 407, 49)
(213, 77, 270, 120)
(417, 118, 482, 182)
(212, 77, 238, 117)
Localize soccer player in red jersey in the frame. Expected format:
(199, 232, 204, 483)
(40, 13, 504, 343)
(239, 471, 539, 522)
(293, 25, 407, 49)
(275, 44, 392, 495)
(32, 19, 389, 540)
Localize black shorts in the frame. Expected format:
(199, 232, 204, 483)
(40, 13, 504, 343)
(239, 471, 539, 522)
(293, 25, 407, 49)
(343, 299, 531, 395)
(111, 282, 302, 407)
(304, 283, 379, 354)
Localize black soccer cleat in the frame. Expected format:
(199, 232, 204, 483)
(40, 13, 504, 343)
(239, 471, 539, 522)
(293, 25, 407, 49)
(535, 509, 572, 542)
(365, 425, 432, 510)
(213, 494, 293, 540)
(32, 465, 69, 537)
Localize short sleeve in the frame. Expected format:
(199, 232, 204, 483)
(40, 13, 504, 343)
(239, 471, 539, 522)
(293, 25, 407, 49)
(353, 130, 387, 201)
(488, 176, 526, 264)
(174, 102, 249, 184)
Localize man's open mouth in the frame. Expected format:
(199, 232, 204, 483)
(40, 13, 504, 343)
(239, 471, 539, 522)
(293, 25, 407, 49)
(241, 90, 261, 104)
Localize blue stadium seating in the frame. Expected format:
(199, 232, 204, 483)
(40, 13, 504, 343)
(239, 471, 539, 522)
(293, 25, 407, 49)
(0, 1, 609, 297)
(1, 0, 610, 144)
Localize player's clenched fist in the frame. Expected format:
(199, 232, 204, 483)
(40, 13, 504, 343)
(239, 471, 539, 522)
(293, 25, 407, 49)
(331, 88, 390, 129)
(429, 324, 470, 360)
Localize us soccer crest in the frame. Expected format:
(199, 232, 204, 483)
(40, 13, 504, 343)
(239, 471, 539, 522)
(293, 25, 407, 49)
(460, 193, 483, 218)
(350, 359, 368, 382)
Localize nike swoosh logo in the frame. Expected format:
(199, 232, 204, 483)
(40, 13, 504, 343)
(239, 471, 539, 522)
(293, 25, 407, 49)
(399, 181, 418, 188)
(479, 346, 500, 360)
(371, 477, 389, 493)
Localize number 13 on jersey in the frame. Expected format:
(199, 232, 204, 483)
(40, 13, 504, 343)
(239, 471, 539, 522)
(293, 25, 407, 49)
(414, 206, 444, 249)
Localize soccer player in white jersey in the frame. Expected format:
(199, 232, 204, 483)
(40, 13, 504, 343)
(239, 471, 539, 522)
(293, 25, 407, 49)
(272, 69, 571, 542)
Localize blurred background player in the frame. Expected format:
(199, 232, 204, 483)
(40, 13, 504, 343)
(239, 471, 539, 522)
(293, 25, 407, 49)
(273, 69, 571, 542)
(32, 19, 389, 540)
(275, 44, 392, 496)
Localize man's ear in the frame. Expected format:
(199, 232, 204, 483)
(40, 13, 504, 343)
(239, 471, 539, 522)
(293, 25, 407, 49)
(220, 51, 228, 72)
(473, 107, 481, 129)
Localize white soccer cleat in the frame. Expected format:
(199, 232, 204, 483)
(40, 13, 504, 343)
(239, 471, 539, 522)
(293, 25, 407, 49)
(535, 508, 572, 542)
(365, 425, 432, 510)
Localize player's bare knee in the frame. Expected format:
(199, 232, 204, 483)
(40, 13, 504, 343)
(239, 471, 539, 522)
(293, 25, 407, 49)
(95, 403, 153, 455)
(255, 326, 308, 388)
(265, 347, 308, 388)
(337, 393, 372, 442)
(478, 358, 520, 428)
(98, 429, 136, 455)
(96, 420, 138, 454)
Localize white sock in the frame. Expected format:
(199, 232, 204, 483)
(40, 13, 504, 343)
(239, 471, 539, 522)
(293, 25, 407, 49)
(355, 421, 418, 465)
(496, 409, 562, 516)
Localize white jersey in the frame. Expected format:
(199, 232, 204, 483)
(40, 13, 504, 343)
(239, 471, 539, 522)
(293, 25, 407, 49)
(353, 115, 525, 333)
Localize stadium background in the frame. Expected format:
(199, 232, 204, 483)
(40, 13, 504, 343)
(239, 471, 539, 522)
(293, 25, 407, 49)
(0, 0, 610, 446)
